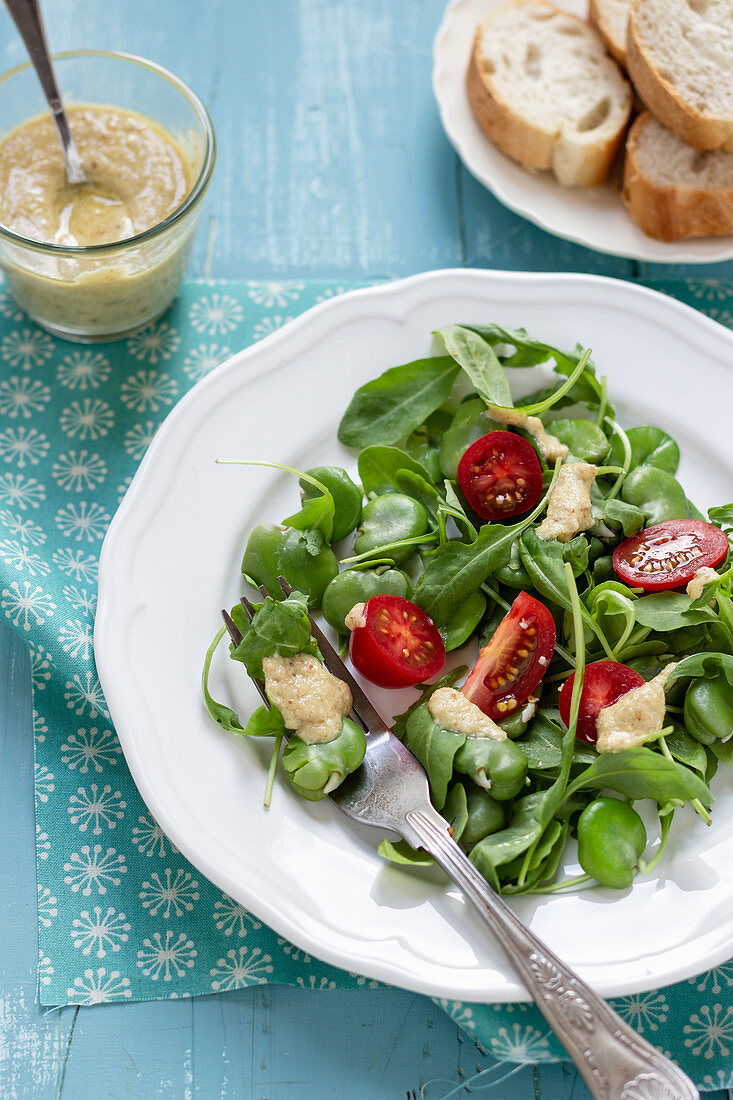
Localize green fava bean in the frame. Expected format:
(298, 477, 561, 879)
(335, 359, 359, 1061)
(241, 524, 338, 607)
(609, 426, 681, 475)
(684, 677, 733, 745)
(496, 707, 533, 740)
(322, 567, 412, 633)
(461, 785, 505, 847)
(300, 466, 362, 542)
(548, 418, 609, 463)
(404, 422, 447, 485)
(354, 493, 429, 564)
(592, 554, 616, 585)
(281, 717, 366, 801)
(442, 590, 486, 652)
(439, 398, 499, 480)
(577, 797, 646, 889)
(621, 464, 688, 526)
(453, 737, 528, 801)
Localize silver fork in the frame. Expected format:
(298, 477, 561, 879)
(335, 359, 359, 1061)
(222, 578, 698, 1100)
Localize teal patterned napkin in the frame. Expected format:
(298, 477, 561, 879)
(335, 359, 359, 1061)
(4, 276, 731, 1090)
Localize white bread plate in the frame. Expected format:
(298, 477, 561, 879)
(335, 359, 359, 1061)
(433, 0, 733, 263)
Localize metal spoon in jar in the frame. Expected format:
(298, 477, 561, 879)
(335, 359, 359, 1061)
(4, 0, 88, 185)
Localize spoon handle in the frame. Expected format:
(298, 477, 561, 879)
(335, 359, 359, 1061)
(4, 0, 87, 184)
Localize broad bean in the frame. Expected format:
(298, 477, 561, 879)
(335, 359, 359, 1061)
(241, 524, 338, 606)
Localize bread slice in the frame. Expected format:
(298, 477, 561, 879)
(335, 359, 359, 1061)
(623, 112, 733, 240)
(589, 0, 631, 67)
(466, 0, 632, 187)
(627, 0, 733, 152)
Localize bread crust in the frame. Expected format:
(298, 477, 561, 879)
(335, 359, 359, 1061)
(466, 1, 630, 187)
(627, 1, 733, 153)
(623, 113, 733, 240)
(589, 0, 627, 68)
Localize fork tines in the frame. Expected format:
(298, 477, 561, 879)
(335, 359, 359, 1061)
(275, 576, 388, 736)
(220, 602, 269, 708)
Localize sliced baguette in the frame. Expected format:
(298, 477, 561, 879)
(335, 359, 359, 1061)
(623, 112, 733, 240)
(589, 0, 631, 67)
(627, 0, 733, 152)
(466, 0, 632, 187)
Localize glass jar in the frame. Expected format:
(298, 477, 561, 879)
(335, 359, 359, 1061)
(0, 51, 216, 342)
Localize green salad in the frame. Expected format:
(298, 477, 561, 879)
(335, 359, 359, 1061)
(204, 321, 733, 895)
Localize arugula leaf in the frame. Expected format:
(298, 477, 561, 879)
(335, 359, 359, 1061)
(242, 705, 286, 737)
(403, 704, 465, 809)
(394, 469, 442, 525)
(665, 725, 708, 775)
(202, 626, 246, 734)
(517, 713, 596, 771)
(358, 445, 434, 497)
(443, 781, 470, 842)
(338, 356, 459, 448)
(390, 667, 467, 741)
(633, 591, 718, 632)
(414, 523, 515, 627)
(230, 591, 320, 679)
(519, 529, 614, 658)
(436, 325, 513, 408)
(466, 324, 603, 408)
(688, 567, 733, 611)
(378, 839, 436, 867)
(470, 788, 565, 890)
(283, 480, 335, 541)
(667, 651, 733, 689)
(593, 497, 645, 537)
(565, 747, 711, 805)
(415, 477, 558, 627)
(709, 503, 733, 543)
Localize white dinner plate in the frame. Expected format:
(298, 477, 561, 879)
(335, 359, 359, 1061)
(433, 0, 733, 264)
(96, 269, 733, 1002)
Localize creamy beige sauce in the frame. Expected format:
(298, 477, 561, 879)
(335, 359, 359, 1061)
(595, 663, 678, 753)
(428, 687, 507, 740)
(0, 105, 191, 246)
(344, 602, 367, 631)
(537, 462, 597, 543)
(686, 566, 720, 601)
(0, 104, 198, 338)
(262, 653, 352, 745)
(486, 407, 569, 464)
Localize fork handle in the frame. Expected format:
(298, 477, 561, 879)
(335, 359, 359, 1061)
(406, 808, 698, 1100)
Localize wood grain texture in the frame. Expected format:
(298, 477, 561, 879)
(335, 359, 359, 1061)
(0, 0, 731, 1097)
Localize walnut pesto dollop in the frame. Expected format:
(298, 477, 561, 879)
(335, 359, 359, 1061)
(537, 462, 597, 543)
(486, 406, 569, 464)
(686, 566, 720, 601)
(428, 687, 507, 740)
(262, 653, 352, 745)
(595, 663, 678, 753)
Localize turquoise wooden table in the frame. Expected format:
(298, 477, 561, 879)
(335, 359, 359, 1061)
(2, 1, 733, 1097)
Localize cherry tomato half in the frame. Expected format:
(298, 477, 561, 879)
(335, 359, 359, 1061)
(613, 519, 729, 592)
(462, 591, 555, 721)
(559, 660, 645, 745)
(457, 431, 543, 522)
(348, 594, 445, 688)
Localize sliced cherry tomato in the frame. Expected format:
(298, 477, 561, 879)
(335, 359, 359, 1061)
(348, 594, 445, 688)
(613, 519, 729, 592)
(457, 431, 543, 522)
(462, 591, 555, 721)
(559, 660, 645, 745)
